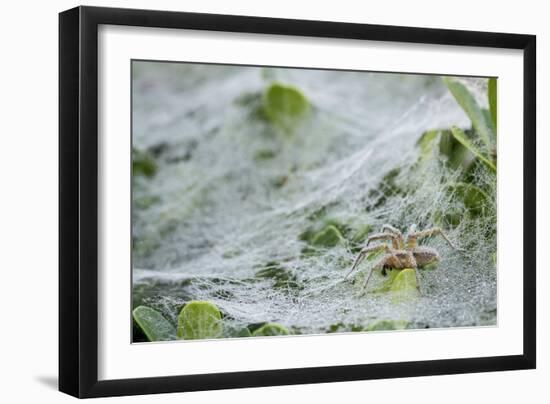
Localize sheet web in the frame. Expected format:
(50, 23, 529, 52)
(132, 62, 497, 336)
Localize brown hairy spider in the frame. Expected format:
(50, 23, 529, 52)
(345, 224, 464, 291)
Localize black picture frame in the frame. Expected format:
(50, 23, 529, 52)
(59, 5, 536, 398)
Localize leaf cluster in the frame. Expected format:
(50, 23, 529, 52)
(133, 301, 291, 342)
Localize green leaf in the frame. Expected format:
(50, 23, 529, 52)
(271, 175, 289, 188)
(299, 215, 349, 248)
(223, 325, 253, 338)
(390, 268, 417, 292)
(416, 130, 441, 162)
(252, 323, 290, 337)
(237, 328, 253, 338)
(447, 182, 490, 216)
(390, 268, 420, 303)
(311, 225, 344, 248)
(350, 224, 372, 249)
(443, 77, 495, 149)
(132, 148, 157, 178)
(326, 322, 364, 333)
(482, 108, 495, 136)
(450, 126, 496, 173)
(433, 129, 476, 171)
(177, 301, 223, 340)
(416, 129, 477, 171)
(371, 268, 402, 293)
(366, 319, 408, 331)
(488, 78, 497, 130)
(254, 149, 277, 161)
(134, 195, 160, 210)
(263, 82, 309, 133)
(255, 262, 301, 289)
(132, 306, 176, 342)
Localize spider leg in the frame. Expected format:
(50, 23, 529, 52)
(381, 224, 402, 235)
(414, 268, 422, 295)
(406, 251, 422, 295)
(345, 244, 391, 280)
(407, 227, 465, 252)
(362, 255, 389, 290)
(365, 233, 399, 249)
(380, 224, 405, 249)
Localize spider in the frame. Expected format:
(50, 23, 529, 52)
(345, 224, 464, 292)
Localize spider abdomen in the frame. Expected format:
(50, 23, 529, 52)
(412, 246, 440, 267)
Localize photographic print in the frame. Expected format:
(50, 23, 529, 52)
(131, 60, 497, 343)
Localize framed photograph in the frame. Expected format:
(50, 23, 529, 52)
(59, 6, 536, 398)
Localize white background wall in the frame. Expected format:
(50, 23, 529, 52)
(0, 0, 546, 402)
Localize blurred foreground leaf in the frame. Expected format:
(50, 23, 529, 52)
(488, 78, 497, 130)
(263, 82, 309, 133)
(237, 328, 253, 337)
(416, 129, 441, 162)
(349, 224, 372, 252)
(443, 77, 495, 148)
(252, 323, 290, 337)
(132, 306, 176, 342)
(132, 147, 157, 178)
(366, 319, 408, 331)
(311, 224, 344, 248)
(177, 301, 223, 340)
(450, 126, 496, 173)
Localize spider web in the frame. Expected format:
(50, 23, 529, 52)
(131, 62, 497, 336)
